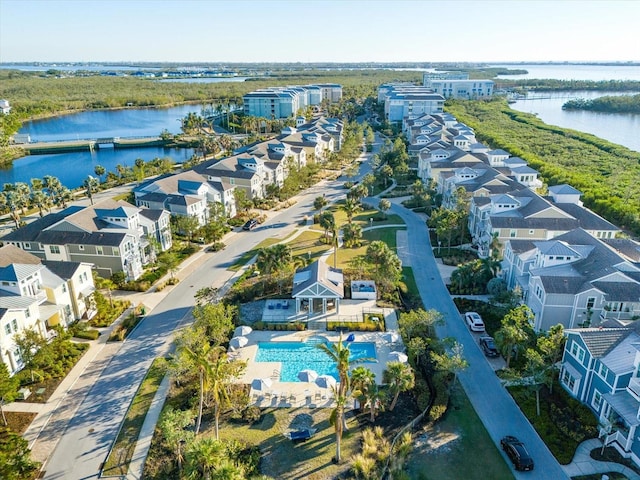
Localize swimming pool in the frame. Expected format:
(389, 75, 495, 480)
(255, 341, 377, 382)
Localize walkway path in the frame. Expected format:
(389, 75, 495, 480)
(563, 438, 640, 479)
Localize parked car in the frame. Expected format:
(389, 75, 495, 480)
(243, 219, 258, 231)
(501, 436, 534, 471)
(479, 336, 499, 357)
(464, 312, 485, 332)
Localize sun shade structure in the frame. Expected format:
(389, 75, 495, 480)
(229, 336, 249, 349)
(388, 351, 408, 363)
(316, 375, 337, 389)
(234, 326, 253, 337)
(297, 369, 319, 383)
(251, 378, 273, 391)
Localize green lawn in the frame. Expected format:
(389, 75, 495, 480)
(219, 407, 360, 480)
(102, 358, 167, 476)
(406, 384, 514, 480)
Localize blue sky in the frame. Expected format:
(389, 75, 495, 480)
(1, 0, 638, 63)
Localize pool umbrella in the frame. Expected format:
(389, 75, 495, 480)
(234, 326, 253, 337)
(229, 336, 249, 349)
(316, 375, 337, 389)
(346, 333, 356, 342)
(383, 332, 401, 343)
(297, 369, 318, 383)
(251, 378, 272, 391)
(388, 351, 408, 363)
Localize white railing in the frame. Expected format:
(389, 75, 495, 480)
(627, 378, 640, 401)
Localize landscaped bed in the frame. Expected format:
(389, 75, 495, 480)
(508, 381, 598, 464)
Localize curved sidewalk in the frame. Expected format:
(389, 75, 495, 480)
(562, 438, 640, 479)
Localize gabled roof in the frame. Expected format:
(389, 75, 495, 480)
(592, 281, 640, 302)
(0, 291, 38, 309)
(0, 244, 41, 266)
(292, 260, 344, 298)
(549, 184, 582, 195)
(569, 328, 630, 358)
(42, 260, 85, 280)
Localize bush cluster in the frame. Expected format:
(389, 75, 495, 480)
(428, 371, 452, 423)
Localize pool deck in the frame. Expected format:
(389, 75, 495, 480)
(231, 302, 404, 409)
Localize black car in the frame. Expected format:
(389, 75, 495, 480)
(243, 219, 258, 231)
(479, 336, 499, 357)
(501, 435, 534, 471)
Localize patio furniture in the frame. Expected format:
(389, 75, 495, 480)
(282, 300, 289, 309)
(268, 303, 274, 310)
(276, 302, 282, 309)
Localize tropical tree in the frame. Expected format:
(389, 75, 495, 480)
(351, 366, 383, 422)
(383, 361, 415, 411)
(366, 241, 402, 291)
(378, 198, 391, 220)
(319, 210, 336, 243)
(83, 175, 100, 205)
(430, 341, 469, 389)
(158, 251, 180, 279)
(377, 164, 393, 188)
(341, 198, 362, 225)
(495, 305, 535, 368)
(184, 437, 230, 480)
(14, 327, 46, 382)
(158, 407, 195, 475)
(29, 189, 48, 217)
(206, 349, 246, 440)
(0, 428, 38, 480)
(174, 215, 200, 245)
(0, 363, 19, 426)
(399, 308, 444, 340)
(522, 348, 552, 416)
(328, 385, 349, 463)
(342, 222, 363, 248)
(94, 164, 106, 182)
(192, 302, 235, 347)
(176, 338, 214, 435)
(314, 195, 328, 211)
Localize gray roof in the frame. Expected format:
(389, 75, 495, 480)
(0, 291, 38, 309)
(42, 261, 84, 280)
(549, 184, 582, 195)
(592, 281, 640, 302)
(602, 238, 640, 262)
(571, 328, 630, 358)
(552, 202, 619, 232)
(292, 260, 344, 298)
(138, 208, 167, 222)
(0, 263, 42, 282)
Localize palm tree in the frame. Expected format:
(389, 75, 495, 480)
(83, 175, 100, 205)
(328, 385, 348, 464)
(178, 340, 214, 434)
(29, 190, 47, 217)
(341, 198, 361, 225)
(319, 210, 335, 242)
(383, 361, 415, 411)
(185, 435, 226, 480)
(378, 199, 391, 220)
(207, 349, 246, 440)
(94, 165, 106, 182)
(351, 366, 382, 422)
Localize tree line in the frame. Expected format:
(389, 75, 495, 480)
(563, 93, 640, 113)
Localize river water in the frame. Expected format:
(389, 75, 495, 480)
(508, 90, 640, 152)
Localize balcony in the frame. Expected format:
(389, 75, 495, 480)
(627, 378, 640, 401)
(600, 308, 638, 323)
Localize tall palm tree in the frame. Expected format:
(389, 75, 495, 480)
(178, 340, 214, 435)
(94, 165, 106, 182)
(351, 366, 382, 422)
(328, 385, 348, 464)
(83, 175, 100, 205)
(185, 436, 226, 480)
(341, 198, 362, 225)
(30, 190, 47, 217)
(383, 362, 415, 411)
(207, 349, 246, 440)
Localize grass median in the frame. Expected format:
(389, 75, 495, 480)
(102, 358, 167, 477)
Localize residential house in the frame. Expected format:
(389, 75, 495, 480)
(292, 260, 344, 316)
(560, 326, 640, 467)
(502, 228, 640, 331)
(1, 199, 167, 280)
(0, 245, 96, 375)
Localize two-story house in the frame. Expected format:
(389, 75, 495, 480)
(561, 326, 640, 467)
(502, 228, 640, 331)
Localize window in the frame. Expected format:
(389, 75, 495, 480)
(24, 242, 30, 249)
(529, 229, 534, 235)
(562, 368, 576, 392)
(570, 341, 586, 363)
(96, 246, 103, 255)
(25, 309, 30, 318)
(510, 229, 517, 238)
(62, 283, 67, 293)
(113, 248, 119, 256)
(586, 297, 596, 310)
(597, 363, 609, 380)
(592, 390, 603, 411)
(4, 324, 10, 335)
(50, 245, 60, 254)
(11, 319, 18, 331)
(79, 245, 84, 250)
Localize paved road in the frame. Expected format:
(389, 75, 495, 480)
(385, 199, 568, 479)
(41, 165, 361, 479)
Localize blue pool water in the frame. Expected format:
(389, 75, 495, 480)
(255, 342, 377, 382)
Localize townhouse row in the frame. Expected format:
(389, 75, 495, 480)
(243, 84, 342, 119)
(403, 110, 640, 466)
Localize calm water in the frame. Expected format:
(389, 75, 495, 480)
(509, 90, 640, 152)
(157, 77, 249, 83)
(19, 104, 210, 142)
(494, 64, 640, 81)
(0, 146, 194, 190)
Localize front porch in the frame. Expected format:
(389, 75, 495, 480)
(600, 391, 640, 457)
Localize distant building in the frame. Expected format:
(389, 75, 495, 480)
(424, 77, 494, 99)
(0, 99, 10, 115)
(243, 84, 342, 118)
(377, 84, 445, 123)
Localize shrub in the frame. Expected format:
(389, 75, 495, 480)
(241, 406, 262, 423)
(73, 329, 100, 340)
